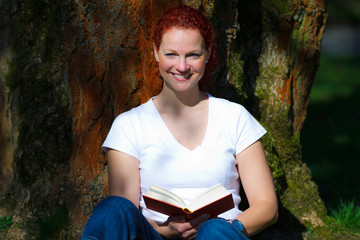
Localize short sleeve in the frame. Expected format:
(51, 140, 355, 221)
(231, 104, 266, 155)
(102, 112, 140, 160)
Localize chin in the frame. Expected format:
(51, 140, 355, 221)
(165, 81, 199, 93)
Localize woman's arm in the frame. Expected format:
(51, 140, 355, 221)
(107, 149, 140, 207)
(235, 140, 278, 236)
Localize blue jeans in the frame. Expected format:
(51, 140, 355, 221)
(81, 196, 249, 240)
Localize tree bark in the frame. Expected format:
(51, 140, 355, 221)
(2, 0, 357, 239)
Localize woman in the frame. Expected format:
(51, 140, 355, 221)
(82, 5, 278, 240)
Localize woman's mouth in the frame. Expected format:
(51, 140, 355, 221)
(171, 73, 192, 81)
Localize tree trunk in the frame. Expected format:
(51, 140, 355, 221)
(1, 0, 357, 239)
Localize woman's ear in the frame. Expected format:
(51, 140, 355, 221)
(153, 44, 159, 62)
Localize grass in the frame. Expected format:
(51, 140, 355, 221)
(301, 54, 360, 232)
(330, 199, 360, 233)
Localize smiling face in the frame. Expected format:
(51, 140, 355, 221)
(154, 27, 210, 93)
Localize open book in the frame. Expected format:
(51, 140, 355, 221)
(143, 183, 234, 220)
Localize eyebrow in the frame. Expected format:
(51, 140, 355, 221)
(162, 48, 205, 54)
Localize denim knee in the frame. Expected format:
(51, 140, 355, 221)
(81, 196, 140, 240)
(198, 218, 226, 235)
(95, 196, 137, 213)
(197, 218, 249, 240)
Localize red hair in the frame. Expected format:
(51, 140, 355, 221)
(152, 5, 219, 89)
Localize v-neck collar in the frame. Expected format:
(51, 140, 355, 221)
(148, 94, 213, 152)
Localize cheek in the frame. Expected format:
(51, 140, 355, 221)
(194, 61, 207, 73)
(158, 58, 172, 72)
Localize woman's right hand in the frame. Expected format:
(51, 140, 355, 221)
(157, 214, 210, 239)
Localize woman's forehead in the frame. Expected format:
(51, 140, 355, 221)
(160, 27, 205, 48)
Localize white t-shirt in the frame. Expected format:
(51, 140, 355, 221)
(102, 95, 266, 223)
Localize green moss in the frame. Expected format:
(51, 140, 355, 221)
(255, 60, 328, 226)
(203, 0, 215, 19)
(5, 0, 72, 185)
(261, 107, 328, 225)
(261, 133, 285, 193)
(256, 63, 284, 100)
(266, 114, 328, 227)
(227, 52, 248, 102)
(307, 216, 360, 239)
(290, 12, 308, 59)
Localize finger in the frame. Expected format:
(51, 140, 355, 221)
(188, 231, 198, 240)
(182, 228, 198, 240)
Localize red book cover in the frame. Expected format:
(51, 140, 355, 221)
(143, 192, 234, 220)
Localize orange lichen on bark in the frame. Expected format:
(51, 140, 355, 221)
(65, 0, 160, 180)
(273, 0, 327, 134)
(277, 75, 292, 104)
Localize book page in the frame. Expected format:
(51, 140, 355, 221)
(145, 185, 186, 208)
(188, 184, 230, 211)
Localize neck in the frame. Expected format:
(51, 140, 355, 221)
(155, 85, 207, 113)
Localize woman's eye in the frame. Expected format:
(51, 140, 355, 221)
(188, 53, 201, 58)
(165, 53, 176, 57)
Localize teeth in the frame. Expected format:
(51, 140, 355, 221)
(173, 74, 190, 78)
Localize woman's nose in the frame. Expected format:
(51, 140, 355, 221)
(175, 57, 189, 72)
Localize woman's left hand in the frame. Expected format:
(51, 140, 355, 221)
(158, 214, 210, 239)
